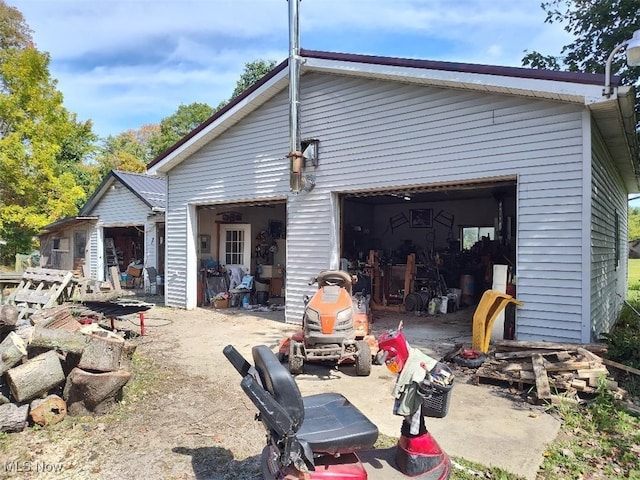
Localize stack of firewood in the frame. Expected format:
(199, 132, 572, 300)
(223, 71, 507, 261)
(0, 305, 136, 433)
(474, 339, 625, 403)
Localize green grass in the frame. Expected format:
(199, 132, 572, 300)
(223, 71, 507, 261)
(628, 259, 640, 299)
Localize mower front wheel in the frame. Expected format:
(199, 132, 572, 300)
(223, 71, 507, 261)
(288, 341, 304, 375)
(354, 340, 372, 376)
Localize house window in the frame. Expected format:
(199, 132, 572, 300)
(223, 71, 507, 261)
(461, 226, 495, 250)
(53, 237, 69, 252)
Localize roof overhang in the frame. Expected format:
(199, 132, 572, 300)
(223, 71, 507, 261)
(587, 87, 640, 192)
(39, 216, 98, 236)
(147, 50, 638, 191)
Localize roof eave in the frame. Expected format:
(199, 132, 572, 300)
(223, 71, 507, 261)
(588, 86, 640, 193)
(303, 56, 605, 105)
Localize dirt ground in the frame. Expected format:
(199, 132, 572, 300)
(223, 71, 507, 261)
(0, 300, 547, 480)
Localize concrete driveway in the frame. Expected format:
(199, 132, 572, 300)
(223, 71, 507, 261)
(140, 302, 560, 479)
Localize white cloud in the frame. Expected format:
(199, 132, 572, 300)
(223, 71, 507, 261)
(10, 0, 571, 137)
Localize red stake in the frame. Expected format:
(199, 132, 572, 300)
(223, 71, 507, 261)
(139, 312, 145, 336)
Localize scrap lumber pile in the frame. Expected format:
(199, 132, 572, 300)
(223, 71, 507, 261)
(0, 305, 137, 433)
(474, 339, 623, 403)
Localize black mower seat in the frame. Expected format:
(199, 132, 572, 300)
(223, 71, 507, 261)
(298, 392, 379, 455)
(251, 345, 378, 455)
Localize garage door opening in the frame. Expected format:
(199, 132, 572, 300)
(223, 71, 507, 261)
(196, 201, 287, 307)
(340, 179, 517, 316)
(104, 226, 145, 286)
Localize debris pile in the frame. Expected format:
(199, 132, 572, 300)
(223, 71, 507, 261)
(0, 305, 137, 433)
(474, 339, 624, 403)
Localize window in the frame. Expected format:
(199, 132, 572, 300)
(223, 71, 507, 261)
(52, 237, 69, 252)
(218, 224, 251, 271)
(461, 226, 495, 250)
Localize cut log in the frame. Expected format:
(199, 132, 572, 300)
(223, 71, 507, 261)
(30, 306, 81, 331)
(29, 394, 67, 426)
(78, 331, 125, 372)
(30, 327, 89, 354)
(0, 331, 27, 375)
(6, 350, 66, 402)
(63, 367, 131, 415)
(0, 403, 29, 432)
(532, 353, 551, 400)
(0, 304, 19, 331)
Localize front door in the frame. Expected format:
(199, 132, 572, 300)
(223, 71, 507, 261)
(219, 224, 251, 273)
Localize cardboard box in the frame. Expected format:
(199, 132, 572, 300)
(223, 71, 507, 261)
(127, 266, 142, 277)
(260, 265, 282, 279)
(214, 298, 229, 309)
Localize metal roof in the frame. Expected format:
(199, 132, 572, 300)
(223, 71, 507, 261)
(112, 170, 166, 209)
(80, 170, 166, 215)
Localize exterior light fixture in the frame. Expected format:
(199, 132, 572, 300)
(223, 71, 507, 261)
(603, 29, 640, 98)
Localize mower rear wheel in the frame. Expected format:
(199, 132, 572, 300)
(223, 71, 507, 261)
(288, 341, 304, 375)
(354, 340, 372, 376)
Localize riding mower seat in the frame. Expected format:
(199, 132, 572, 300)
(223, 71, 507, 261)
(225, 343, 378, 464)
(298, 392, 379, 455)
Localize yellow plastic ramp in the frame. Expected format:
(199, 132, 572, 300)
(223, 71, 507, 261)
(471, 289, 523, 353)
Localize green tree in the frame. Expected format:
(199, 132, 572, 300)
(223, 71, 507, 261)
(0, 0, 32, 50)
(147, 59, 277, 158)
(97, 124, 159, 177)
(629, 206, 640, 241)
(0, 47, 88, 262)
(217, 59, 278, 110)
(148, 102, 214, 158)
(521, 1, 640, 118)
(231, 59, 277, 98)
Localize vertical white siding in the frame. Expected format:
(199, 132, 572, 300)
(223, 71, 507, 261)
(590, 125, 628, 339)
(165, 72, 592, 339)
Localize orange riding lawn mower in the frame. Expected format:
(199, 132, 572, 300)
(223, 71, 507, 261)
(279, 270, 377, 376)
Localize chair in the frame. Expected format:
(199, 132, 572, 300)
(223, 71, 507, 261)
(471, 289, 523, 353)
(223, 344, 378, 470)
(229, 274, 254, 307)
(144, 267, 160, 295)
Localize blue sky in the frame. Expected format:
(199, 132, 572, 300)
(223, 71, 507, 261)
(12, 0, 572, 139)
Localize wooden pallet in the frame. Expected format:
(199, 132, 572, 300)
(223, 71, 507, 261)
(6, 268, 74, 320)
(474, 342, 616, 401)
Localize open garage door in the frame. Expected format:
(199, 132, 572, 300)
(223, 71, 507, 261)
(339, 178, 517, 316)
(196, 200, 286, 307)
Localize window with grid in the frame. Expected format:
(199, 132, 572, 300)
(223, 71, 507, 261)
(224, 229, 245, 265)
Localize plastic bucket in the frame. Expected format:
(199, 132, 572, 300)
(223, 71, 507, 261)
(460, 275, 475, 306)
(256, 291, 269, 305)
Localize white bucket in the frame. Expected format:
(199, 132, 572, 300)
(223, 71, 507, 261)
(439, 296, 448, 314)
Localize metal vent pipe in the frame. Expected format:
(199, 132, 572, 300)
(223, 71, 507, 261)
(288, 0, 303, 193)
